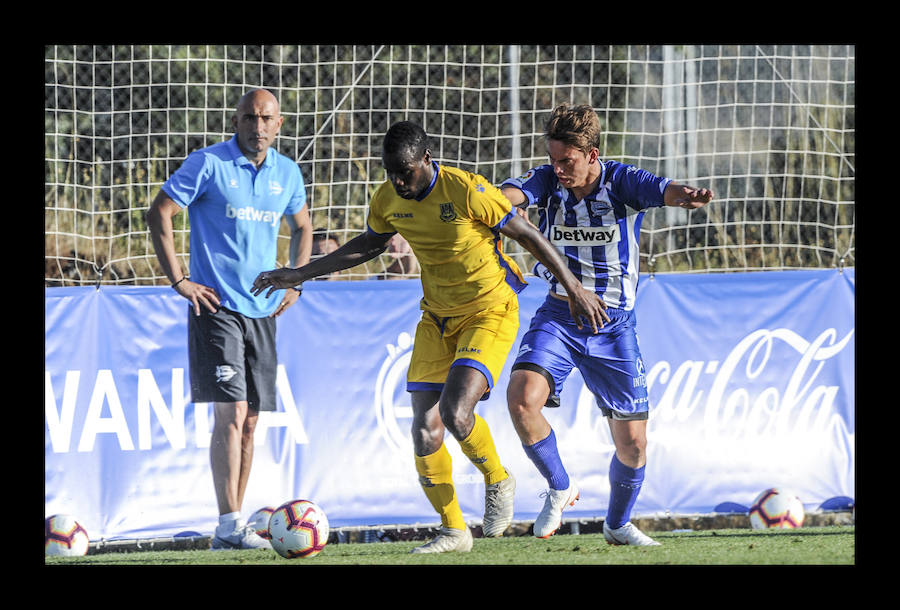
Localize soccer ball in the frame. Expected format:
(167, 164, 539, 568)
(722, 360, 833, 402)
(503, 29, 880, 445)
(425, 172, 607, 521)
(45, 514, 90, 556)
(748, 488, 805, 529)
(268, 499, 329, 558)
(248, 506, 275, 540)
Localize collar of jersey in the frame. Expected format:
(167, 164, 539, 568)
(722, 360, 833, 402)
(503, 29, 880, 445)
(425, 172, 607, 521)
(226, 135, 276, 170)
(563, 159, 607, 203)
(414, 160, 440, 201)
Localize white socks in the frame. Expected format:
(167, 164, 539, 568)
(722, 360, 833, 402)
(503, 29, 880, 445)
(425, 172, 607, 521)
(217, 511, 242, 534)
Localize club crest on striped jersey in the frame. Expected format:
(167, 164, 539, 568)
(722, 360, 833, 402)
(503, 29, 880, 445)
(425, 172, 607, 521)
(515, 169, 536, 182)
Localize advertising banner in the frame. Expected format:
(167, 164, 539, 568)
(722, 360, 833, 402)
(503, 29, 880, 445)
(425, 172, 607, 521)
(45, 269, 854, 539)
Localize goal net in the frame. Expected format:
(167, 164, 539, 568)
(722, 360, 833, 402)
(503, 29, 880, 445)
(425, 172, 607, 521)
(44, 44, 855, 284)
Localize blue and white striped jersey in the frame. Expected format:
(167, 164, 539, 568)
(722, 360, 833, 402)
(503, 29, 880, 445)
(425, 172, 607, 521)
(502, 161, 670, 310)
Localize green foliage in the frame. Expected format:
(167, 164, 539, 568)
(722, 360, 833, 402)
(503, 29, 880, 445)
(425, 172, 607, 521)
(44, 44, 855, 285)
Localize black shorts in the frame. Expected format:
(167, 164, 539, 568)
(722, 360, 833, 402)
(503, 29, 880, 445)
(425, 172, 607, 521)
(188, 306, 278, 412)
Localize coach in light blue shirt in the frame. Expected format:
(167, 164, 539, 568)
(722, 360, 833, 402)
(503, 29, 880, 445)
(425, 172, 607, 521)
(147, 88, 313, 550)
(161, 129, 308, 317)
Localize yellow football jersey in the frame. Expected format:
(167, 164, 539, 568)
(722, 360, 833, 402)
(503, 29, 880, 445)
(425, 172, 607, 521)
(367, 162, 527, 317)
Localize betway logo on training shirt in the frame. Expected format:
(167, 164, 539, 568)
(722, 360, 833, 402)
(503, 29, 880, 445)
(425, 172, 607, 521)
(225, 203, 281, 227)
(549, 224, 620, 247)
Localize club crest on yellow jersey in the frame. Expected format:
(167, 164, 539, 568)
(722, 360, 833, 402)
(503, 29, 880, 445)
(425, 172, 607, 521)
(439, 202, 457, 222)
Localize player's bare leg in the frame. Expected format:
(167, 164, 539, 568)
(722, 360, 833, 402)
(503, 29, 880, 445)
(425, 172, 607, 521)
(236, 408, 258, 510)
(209, 401, 269, 550)
(608, 418, 647, 469)
(437, 365, 488, 441)
(409, 366, 515, 550)
(441, 365, 515, 537)
(508, 368, 578, 538)
(602, 418, 659, 546)
(410, 390, 473, 553)
(211, 401, 249, 516)
(507, 368, 552, 445)
(410, 390, 445, 456)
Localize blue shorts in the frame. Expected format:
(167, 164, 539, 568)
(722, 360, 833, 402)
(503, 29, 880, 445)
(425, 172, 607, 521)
(511, 295, 649, 420)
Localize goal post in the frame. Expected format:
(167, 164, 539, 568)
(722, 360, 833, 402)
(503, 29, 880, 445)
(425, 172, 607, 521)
(44, 44, 855, 285)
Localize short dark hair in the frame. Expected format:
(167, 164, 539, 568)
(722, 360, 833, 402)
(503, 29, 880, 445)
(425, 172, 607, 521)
(383, 121, 429, 161)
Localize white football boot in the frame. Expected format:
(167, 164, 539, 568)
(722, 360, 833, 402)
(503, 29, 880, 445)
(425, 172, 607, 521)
(482, 468, 516, 537)
(602, 520, 661, 546)
(410, 526, 474, 554)
(211, 523, 272, 550)
(533, 482, 580, 538)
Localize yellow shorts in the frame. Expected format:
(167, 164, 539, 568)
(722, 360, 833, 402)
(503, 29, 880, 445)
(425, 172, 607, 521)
(407, 297, 519, 396)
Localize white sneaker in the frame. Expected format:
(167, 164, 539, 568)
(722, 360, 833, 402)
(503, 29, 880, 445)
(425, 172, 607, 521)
(410, 526, 473, 554)
(533, 482, 580, 538)
(603, 521, 661, 546)
(482, 468, 515, 537)
(211, 524, 272, 550)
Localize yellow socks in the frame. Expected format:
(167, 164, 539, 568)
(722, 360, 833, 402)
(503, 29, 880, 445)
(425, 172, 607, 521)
(459, 414, 508, 485)
(414, 415, 507, 529)
(415, 443, 466, 531)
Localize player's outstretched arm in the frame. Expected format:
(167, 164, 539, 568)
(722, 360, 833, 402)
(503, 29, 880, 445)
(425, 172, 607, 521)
(252, 231, 392, 298)
(664, 182, 714, 209)
(499, 213, 610, 333)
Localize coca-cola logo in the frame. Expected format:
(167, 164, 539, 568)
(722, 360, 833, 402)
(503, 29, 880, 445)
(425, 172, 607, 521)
(555, 325, 854, 477)
(646, 327, 854, 439)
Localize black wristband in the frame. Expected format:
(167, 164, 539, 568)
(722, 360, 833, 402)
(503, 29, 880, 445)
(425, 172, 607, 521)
(172, 276, 188, 289)
(291, 286, 303, 295)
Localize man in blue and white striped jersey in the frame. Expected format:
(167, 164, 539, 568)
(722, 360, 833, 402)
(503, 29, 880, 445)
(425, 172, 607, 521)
(501, 103, 714, 546)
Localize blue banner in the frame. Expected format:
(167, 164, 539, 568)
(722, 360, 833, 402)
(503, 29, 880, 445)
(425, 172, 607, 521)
(45, 269, 854, 540)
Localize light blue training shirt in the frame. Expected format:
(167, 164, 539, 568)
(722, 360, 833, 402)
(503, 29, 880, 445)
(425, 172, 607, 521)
(162, 135, 307, 318)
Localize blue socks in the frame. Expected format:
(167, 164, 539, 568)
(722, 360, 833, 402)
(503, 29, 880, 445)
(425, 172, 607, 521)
(523, 429, 570, 490)
(606, 453, 645, 529)
(524, 430, 645, 528)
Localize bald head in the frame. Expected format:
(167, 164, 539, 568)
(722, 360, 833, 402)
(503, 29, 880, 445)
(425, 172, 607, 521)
(232, 88, 283, 166)
(237, 88, 280, 114)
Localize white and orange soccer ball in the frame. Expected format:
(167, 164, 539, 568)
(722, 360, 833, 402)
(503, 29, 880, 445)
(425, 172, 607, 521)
(268, 499, 329, 558)
(248, 506, 275, 540)
(748, 488, 805, 529)
(45, 514, 90, 556)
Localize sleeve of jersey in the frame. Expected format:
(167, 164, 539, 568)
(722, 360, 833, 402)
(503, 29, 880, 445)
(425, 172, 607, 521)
(500, 166, 553, 207)
(468, 180, 516, 231)
(160, 150, 210, 208)
(285, 164, 308, 215)
(612, 164, 670, 210)
(364, 187, 397, 237)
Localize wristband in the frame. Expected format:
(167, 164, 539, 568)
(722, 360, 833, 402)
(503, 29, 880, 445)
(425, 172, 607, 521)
(291, 286, 303, 295)
(172, 276, 189, 289)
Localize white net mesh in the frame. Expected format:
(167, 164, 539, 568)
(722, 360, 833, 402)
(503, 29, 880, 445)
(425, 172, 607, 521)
(44, 44, 855, 285)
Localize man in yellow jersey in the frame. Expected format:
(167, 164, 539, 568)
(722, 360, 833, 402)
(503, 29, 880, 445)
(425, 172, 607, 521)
(252, 121, 609, 553)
